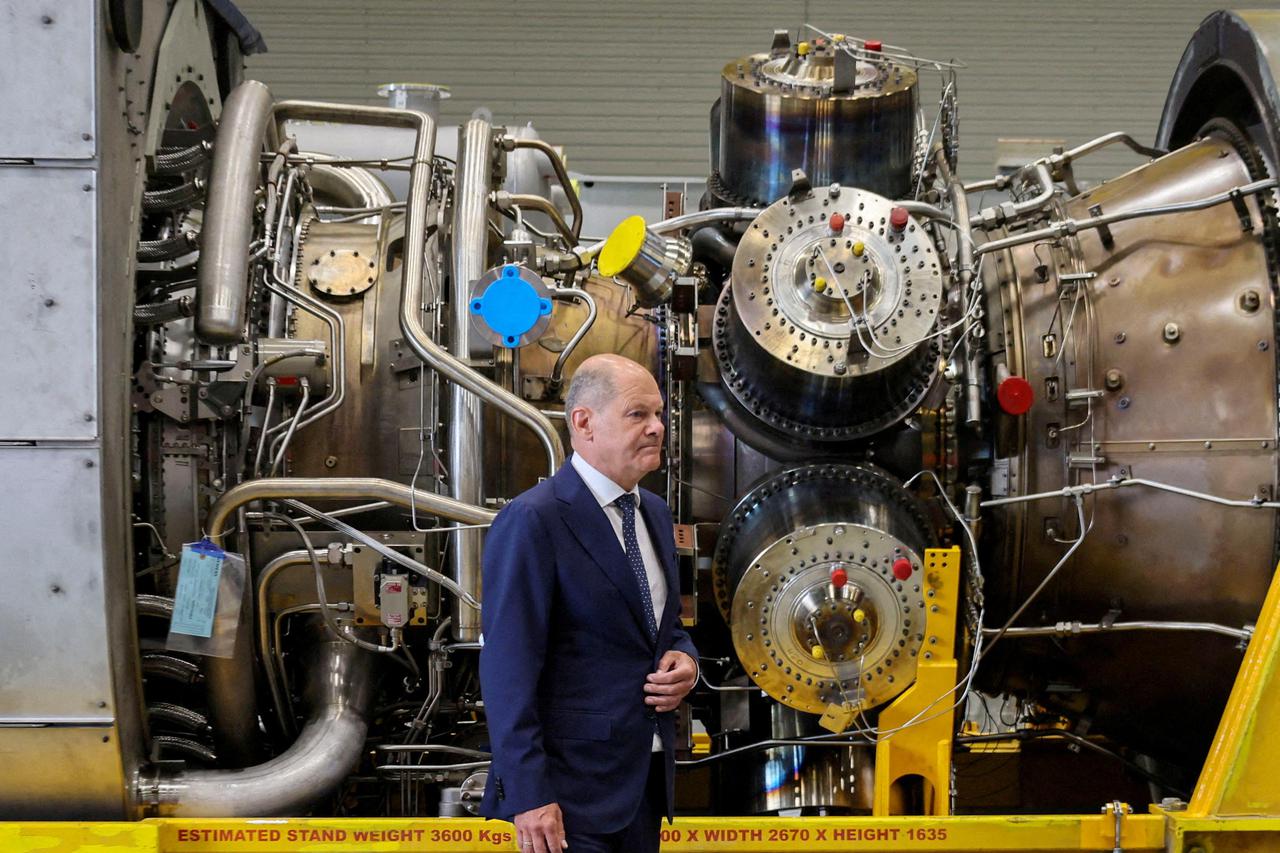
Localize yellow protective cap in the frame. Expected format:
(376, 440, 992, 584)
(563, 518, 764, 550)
(852, 241, 865, 257)
(813, 276, 828, 292)
(853, 608, 866, 624)
(811, 644, 825, 659)
(797, 41, 811, 56)
(598, 215, 648, 278)
(833, 33, 847, 43)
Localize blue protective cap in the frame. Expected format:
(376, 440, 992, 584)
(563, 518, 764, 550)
(469, 265, 553, 347)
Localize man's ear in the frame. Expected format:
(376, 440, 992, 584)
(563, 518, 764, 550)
(569, 407, 591, 439)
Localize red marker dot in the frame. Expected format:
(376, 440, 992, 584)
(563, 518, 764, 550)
(997, 375, 1035, 416)
(892, 558, 913, 581)
(830, 212, 846, 233)
(865, 39, 883, 52)
(890, 207, 910, 231)
(830, 567, 848, 589)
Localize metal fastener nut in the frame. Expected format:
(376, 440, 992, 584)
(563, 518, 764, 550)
(1241, 290, 1262, 312)
(1104, 368, 1123, 390)
(1163, 322, 1180, 343)
(1114, 331, 1126, 344)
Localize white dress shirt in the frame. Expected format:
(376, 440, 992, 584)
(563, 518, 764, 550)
(570, 452, 667, 750)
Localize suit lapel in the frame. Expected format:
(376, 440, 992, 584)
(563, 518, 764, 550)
(554, 465, 654, 642)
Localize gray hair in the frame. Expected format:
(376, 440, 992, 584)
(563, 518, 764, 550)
(564, 360, 618, 425)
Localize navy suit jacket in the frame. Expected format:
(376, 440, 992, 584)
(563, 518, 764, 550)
(478, 461, 698, 834)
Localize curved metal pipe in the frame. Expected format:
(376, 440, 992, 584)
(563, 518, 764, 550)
(140, 634, 379, 816)
(496, 191, 576, 247)
(207, 477, 496, 542)
(507, 136, 583, 240)
(549, 285, 597, 388)
(268, 100, 563, 476)
(198, 80, 273, 343)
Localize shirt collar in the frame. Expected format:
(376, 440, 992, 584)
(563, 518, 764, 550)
(571, 452, 640, 509)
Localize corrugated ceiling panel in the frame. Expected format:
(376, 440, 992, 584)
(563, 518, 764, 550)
(235, 0, 1253, 183)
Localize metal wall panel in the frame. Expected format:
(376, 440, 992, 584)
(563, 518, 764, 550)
(0, 167, 99, 440)
(0, 0, 97, 159)
(0, 447, 114, 720)
(234, 0, 1241, 184)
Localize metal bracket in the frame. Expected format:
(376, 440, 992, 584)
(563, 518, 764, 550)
(1229, 187, 1255, 232)
(1088, 204, 1115, 249)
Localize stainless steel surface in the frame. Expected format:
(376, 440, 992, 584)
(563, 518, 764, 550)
(751, 706, 873, 814)
(980, 135, 1278, 758)
(197, 80, 273, 343)
(713, 183, 942, 446)
(0, 0, 95, 158)
(450, 118, 493, 642)
(717, 37, 916, 203)
(0, 167, 99, 440)
(143, 0, 222, 159)
(713, 464, 932, 712)
(142, 634, 379, 816)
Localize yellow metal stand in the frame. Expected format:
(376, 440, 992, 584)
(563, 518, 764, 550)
(7, 554, 1280, 851)
(1159, 561, 1280, 852)
(874, 546, 962, 816)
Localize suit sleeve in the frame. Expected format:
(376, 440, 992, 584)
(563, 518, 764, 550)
(479, 501, 557, 815)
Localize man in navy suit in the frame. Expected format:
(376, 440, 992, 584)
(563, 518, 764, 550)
(479, 353, 699, 853)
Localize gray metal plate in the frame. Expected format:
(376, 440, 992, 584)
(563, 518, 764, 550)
(0, 447, 115, 719)
(0, 0, 96, 158)
(0, 167, 99, 440)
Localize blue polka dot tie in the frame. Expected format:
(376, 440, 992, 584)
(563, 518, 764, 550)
(614, 493, 658, 642)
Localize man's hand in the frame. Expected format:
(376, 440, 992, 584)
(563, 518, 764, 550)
(514, 802, 566, 853)
(644, 650, 698, 712)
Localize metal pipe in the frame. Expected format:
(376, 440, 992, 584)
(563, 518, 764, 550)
(970, 162, 1055, 228)
(936, 146, 983, 427)
(981, 474, 1280, 510)
(689, 226, 738, 270)
(268, 377, 311, 476)
(549, 285, 597, 389)
(450, 119, 494, 643)
(140, 634, 379, 816)
(981, 620, 1253, 642)
(255, 549, 312, 738)
(197, 80, 274, 343)
(506, 136, 583, 240)
(578, 207, 761, 262)
(495, 191, 575, 247)
(973, 178, 1279, 257)
(265, 101, 561, 513)
(207, 477, 496, 543)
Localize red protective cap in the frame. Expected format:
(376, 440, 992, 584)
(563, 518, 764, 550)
(830, 567, 848, 589)
(889, 206, 910, 231)
(865, 39, 883, 52)
(997, 375, 1036, 416)
(830, 212, 846, 232)
(892, 558, 913, 581)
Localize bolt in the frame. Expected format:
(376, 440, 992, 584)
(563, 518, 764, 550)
(1241, 290, 1262, 312)
(40, 14, 53, 24)
(1259, 340, 1270, 352)
(43, 297, 56, 307)
(83, 413, 94, 422)
(220, 405, 232, 416)
(324, 455, 338, 468)
(1163, 322, 1180, 343)
(1108, 276, 1120, 287)
(1114, 331, 1126, 344)
(1104, 368, 1123, 390)
(50, 584, 61, 594)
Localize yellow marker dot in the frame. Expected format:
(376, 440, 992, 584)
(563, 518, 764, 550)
(797, 41, 811, 56)
(813, 276, 828, 293)
(833, 33, 847, 43)
(853, 608, 866, 624)
(811, 645, 825, 659)
(852, 242, 865, 257)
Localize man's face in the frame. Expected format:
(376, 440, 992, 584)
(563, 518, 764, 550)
(574, 367, 665, 489)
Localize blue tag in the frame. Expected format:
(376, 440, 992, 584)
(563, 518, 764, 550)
(171, 540, 226, 637)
